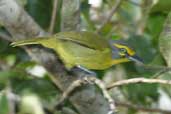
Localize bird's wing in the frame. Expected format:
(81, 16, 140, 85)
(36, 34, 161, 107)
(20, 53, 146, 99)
(54, 31, 110, 50)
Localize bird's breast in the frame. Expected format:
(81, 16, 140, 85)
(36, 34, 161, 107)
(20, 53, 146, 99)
(55, 40, 113, 70)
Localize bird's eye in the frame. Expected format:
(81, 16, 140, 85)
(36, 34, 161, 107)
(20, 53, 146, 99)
(119, 48, 127, 54)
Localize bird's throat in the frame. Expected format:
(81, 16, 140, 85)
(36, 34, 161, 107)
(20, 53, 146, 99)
(111, 58, 130, 65)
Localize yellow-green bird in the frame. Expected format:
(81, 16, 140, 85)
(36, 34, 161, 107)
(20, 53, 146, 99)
(11, 31, 143, 71)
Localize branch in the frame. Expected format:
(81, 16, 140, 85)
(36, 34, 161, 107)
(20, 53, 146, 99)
(55, 77, 116, 114)
(61, 0, 80, 31)
(49, 0, 58, 34)
(115, 101, 171, 114)
(96, 0, 122, 33)
(137, 64, 171, 78)
(0, 0, 46, 38)
(152, 67, 171, 78)
(107, 77, 171, 90)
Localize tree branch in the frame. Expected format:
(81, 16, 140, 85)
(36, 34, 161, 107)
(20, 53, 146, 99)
(61, 0, 80, 31)
(96, 0, 122, 33)
(107, 77, 171, 90)
(115, 101, 171, 114)
(0, 0, 46, 38)
(49, 0, 58, 34)
(55, 77, 116, 114)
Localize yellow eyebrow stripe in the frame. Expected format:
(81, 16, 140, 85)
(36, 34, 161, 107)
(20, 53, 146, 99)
(113, 44, 135, 56)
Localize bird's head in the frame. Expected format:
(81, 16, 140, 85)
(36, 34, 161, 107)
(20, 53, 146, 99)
(109, 40, 143, 64)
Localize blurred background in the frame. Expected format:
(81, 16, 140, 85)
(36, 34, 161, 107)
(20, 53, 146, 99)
(1, 0, 171, 114)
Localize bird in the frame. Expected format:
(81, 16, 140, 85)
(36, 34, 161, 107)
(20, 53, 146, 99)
(11, 31, 143, 73)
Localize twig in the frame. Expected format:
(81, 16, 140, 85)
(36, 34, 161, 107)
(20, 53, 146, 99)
(91, 77, 116, 114)
(152, 68, 171, 78)
(49, 0, 58, 34)
(115, 101, 171, 114)
(107, 77, 171, 90)
(96, 0, 122, 33)
(55, 76, 116, 114)
(139, 64, 171, 71)
(55, 79, 86, 108)
(138, 64, 171, 78)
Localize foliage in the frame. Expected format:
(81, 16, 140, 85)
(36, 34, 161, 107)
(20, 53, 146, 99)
(0, 0, 171, 114)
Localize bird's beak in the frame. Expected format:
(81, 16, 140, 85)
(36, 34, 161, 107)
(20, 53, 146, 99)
(128, 55, 144, 64)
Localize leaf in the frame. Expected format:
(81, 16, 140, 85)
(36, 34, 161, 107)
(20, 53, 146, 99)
(16, 61, 36, 69)
(0, 39, 8, 53)
(146, 13, 167, 45)
(0, 93, 9, 114)
(25, 0, 53, 29)
(150, 0, 171, 13)
(120, 1, 141, 22)
(0, 70, 22, 84)
(12, 78, 58, 103)
(81, 1, 96, 31)
(0, 70, 33, 89)
(159, 12, 171, 66)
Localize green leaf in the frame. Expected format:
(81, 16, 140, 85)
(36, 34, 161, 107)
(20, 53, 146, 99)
(146, 13, 166, 45)
(159, 12, 171, 66)
(0, 40, 8, 53)
(124, 83, 158, 104)
(25, 0, 53, 29)
(16, 61, 36, 69)
(81, 1, 96, 31)
(0, 70, 29, 85)
(120, 1, 141, 22)
(0, 93, 9, 114)
(150, 0, 171, 13)
(12, 78, 58, 103)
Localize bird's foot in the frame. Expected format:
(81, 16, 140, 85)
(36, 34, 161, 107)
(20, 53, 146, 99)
(76, 65, 97, 76)
(71, 65, 97, 77)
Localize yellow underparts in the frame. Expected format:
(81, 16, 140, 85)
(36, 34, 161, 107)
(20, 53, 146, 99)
(111, 58, 130, 65)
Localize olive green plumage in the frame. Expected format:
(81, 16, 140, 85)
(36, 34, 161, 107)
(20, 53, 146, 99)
(11, 31, 142, 70)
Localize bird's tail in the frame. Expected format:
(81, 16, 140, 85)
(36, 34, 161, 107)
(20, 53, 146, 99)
(10, 37, 47, 47)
